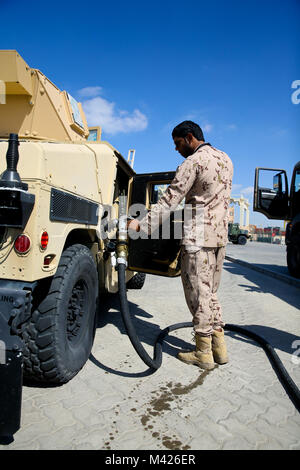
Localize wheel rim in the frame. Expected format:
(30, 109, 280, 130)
(67, 279, 88, 343)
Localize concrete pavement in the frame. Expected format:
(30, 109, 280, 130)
(225, 241, 300, 288)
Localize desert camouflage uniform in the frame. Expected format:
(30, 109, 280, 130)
(140, 143, 233, 336)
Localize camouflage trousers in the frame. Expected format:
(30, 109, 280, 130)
(180, 246, 226, 336)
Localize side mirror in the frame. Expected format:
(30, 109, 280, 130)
(273, 172, 283, 194)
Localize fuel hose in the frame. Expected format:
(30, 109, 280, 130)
(117, 262, 300, 413)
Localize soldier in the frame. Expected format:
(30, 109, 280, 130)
(128, 121, 233, 370)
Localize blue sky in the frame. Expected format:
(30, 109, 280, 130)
(1, 0, 299, 227)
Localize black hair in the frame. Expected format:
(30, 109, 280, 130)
(172, 120, 204, 141)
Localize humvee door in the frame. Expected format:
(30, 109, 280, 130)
(127, 172, 182, 277)
(253, 167, 289, 219)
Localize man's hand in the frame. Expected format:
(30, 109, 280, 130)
(127, 219, 140, 232)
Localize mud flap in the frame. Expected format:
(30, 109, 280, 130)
(0, 344, 23, 439)
(0, 288, 31, 440)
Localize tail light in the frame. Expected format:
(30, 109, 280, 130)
(14, 234, 31, 254)
(40, 231, 49, 250)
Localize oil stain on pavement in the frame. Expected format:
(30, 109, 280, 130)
(140, 367, 216, 449)
(102, 365, 216, 450)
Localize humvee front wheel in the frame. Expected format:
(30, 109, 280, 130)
(126, 272, 146, 289)
(22, 244, 98, 384)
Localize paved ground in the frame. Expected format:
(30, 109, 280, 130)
(1, 243, 300, 450)
(226, 241, 287, 269)
(226, 241, 300, 288)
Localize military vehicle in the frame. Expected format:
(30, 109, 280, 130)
(227, 222, 250, 245)
(0, 51, 182, 437)
(253, 162, 300, 278)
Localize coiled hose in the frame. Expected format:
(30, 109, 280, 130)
(117, 263, 300, 413)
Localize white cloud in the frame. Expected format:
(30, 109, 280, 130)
(79, 88, 148, 135)
(226, 124, 237, 131)
(203, 123, 213, 133)
(78, 86, 103, 98)
(182, 113, 198, 121)
(231, 184, 253, 199)
(231, 184, 242, 193)
(240, 186, 254, 196)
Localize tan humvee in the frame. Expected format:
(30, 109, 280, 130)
(0, 51, 181, 385)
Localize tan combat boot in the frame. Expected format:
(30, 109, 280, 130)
(212, 329, 228, 364)
(177, 334, 215, 370)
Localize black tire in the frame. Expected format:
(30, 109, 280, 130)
(22, 244, 98, 384)
(126, 272, 146, 289)
(238, 235, 247, 245)
(287, 241, 300, 279)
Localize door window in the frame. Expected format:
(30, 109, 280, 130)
(150, 183, 185, 210)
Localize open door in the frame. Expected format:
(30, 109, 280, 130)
(127, 171, 182, 277)
(253, 167, 289, 220)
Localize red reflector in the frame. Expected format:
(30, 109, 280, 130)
(41, 231, 49, 250)
(43, 254, 55, 267)
(44, 256, 51, 266)
(14, 234, 31, 254)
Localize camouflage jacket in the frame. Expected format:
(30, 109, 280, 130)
(140, 143, 233, 247)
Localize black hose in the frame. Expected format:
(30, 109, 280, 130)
(224, 323, 300, 413)
(118, 262, 163, 369)
(118, 263, 300, 413)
